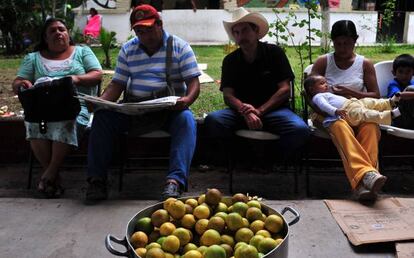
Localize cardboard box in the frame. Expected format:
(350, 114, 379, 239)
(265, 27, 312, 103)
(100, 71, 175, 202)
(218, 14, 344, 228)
(396, 242, 414, 258)
(325, 198, 414, 246)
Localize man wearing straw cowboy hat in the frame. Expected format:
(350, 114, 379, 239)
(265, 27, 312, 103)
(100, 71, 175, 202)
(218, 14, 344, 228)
(205, 7, 309, 161)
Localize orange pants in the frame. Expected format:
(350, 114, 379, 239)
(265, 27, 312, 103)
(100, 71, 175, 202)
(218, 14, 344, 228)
(328, 119, 380, 189)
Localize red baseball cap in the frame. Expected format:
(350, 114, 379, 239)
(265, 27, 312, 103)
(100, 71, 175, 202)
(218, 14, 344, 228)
(130, 4, 160, 28)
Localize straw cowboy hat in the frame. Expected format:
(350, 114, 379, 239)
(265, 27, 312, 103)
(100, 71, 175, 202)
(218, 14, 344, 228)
(223, 7, 269, 42)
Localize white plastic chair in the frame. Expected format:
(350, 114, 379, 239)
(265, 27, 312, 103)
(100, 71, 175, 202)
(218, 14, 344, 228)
(374, 60, 414, 139)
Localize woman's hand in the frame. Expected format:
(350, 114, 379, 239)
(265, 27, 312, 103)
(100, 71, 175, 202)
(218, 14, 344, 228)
(12, 79, 33, 94)
(332, 85, 357, 98)
(71, 75, 80, 86)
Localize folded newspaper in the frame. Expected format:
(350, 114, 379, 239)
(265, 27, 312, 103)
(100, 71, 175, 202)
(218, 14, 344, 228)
(76, 93, 179, 115)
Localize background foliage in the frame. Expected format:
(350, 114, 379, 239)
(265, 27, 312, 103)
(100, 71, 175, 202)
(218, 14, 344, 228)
(2, 45, 414, 117)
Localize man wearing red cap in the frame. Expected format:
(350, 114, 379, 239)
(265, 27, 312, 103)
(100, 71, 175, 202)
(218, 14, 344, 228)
(85, 4, 201, 202)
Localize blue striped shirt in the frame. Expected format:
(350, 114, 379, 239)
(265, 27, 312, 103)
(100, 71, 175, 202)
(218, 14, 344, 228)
(112, 31, 201, 98)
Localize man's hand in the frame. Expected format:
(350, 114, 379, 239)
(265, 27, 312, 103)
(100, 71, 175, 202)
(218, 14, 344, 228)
(171, 96, 191, 110)
(86, 101, 95, 113)
(335, 109, 347, 119)
(239, 103, 262, 116)
(243, 112, 263, 130)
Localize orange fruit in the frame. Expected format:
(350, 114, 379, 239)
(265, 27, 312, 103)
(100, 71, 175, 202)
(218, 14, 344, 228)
(250, 220, 265, 234)
(130, 231, 148, 248)
(167, 200, 186, 220)
(257, 238, 278, 254)
(172, 227, 192, 246)
(255, 229, 271, 238)
(225, 212, 244, 231)
(232, 193, 248, 203)
(135, 217, 154, 235)
(162, 235, 180, 254)
(193, 205, 210, 219)
(247, 200, 261, 209)
(151, 209, 170, 228)
(235, 244, 258, 258)
(163, 197, 177, 210)
(200, 229, 221, 246)
(181, 214, 196, 229)
(146, 247, 165, 258)
(205, 188, 222, 206)
(160, 222, 176, 236)
(232, 202, 249, 217)
(135, 247, 147, 257)
(185, 198, 199, 209)
(183, 250, 203, 258)
(204, 244, 226, 258)
(264, 215, 284, 233)
(246, 207, 263, 222)
(220, 243, 233, 258)
(235, 228, 254, 243)
(207, 216, 225, 233)
(195, 218, 209, 235)
(221, 234, 235, 247)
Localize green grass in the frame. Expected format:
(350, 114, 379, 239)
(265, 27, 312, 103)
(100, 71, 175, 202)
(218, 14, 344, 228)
(3, 44, 414, 117)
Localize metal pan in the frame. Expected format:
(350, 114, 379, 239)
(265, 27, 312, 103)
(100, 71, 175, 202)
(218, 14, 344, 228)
(106, 197, 300, 258)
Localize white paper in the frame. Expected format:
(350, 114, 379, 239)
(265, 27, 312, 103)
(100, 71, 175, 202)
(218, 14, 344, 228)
(75, 93, 179, 115)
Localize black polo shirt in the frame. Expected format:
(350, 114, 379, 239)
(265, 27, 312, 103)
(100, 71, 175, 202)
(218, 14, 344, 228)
(220, 41, 294, 108)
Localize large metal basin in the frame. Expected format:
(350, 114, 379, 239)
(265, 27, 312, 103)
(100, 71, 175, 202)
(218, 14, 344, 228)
(106, 197, 300, 258)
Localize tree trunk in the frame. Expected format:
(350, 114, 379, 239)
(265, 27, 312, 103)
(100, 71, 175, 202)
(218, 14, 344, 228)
(320, 0, 330, 53)
(52, 0, 56, 17)
(105, 51, 111, 68)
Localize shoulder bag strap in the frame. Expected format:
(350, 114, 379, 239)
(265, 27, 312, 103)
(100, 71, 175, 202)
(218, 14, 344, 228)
(165, 35, 175, 96)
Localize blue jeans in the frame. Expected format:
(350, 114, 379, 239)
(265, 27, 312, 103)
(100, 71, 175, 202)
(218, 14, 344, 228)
(204, 108, 310, 159)
(87, 109, 197, 188)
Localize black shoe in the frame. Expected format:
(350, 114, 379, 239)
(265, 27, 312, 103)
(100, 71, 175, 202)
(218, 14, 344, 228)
(84, 178, 108, 205)
(161, 182, 182, 200)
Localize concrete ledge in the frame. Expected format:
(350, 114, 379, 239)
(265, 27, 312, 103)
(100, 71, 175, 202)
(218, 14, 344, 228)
(1, 118, 414, 168)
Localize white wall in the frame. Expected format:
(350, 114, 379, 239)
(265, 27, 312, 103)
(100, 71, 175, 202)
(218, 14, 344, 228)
(74, 9, 378, 45)
(329, 12, 377, 46)
(405, 12, 414, 44)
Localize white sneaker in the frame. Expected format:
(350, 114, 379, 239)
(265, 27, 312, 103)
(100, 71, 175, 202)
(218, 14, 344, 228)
(362, 171, 387, 194)
(354, 184, 377, 201)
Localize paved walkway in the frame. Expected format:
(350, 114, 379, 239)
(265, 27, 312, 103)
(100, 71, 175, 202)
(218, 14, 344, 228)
(0, 164, 411, 258)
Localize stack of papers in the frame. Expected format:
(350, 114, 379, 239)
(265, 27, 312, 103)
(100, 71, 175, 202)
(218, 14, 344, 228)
(76, 93, 179, 115)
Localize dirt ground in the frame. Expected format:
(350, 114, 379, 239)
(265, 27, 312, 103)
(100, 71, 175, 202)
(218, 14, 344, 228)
(0, 69, 21, 117)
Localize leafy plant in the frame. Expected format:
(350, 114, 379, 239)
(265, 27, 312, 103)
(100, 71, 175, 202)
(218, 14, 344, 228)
(223, 41, 238, 55)
(71, 26, 84, 44)
(99, 27, 117, 68)
(268, 0, 323, 107)
(379, 0, 396, 53)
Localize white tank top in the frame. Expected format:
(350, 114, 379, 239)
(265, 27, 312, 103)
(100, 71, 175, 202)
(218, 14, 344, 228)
(325, 52, 365, 92)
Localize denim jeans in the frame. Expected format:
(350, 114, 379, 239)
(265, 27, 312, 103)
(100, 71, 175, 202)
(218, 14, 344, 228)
(87, 109, 197, 188)
(393, 86, 414, 129)
(204, 107, 310, 160)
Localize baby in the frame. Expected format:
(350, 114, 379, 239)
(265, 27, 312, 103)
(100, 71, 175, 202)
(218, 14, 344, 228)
(304, 75, 401, 127)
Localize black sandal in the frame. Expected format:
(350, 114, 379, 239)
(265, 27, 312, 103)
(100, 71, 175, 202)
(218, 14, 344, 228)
(37, 177, 65, 199)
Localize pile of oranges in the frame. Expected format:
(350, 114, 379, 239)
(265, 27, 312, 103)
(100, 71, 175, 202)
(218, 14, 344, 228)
(131, 189, 285, 258)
